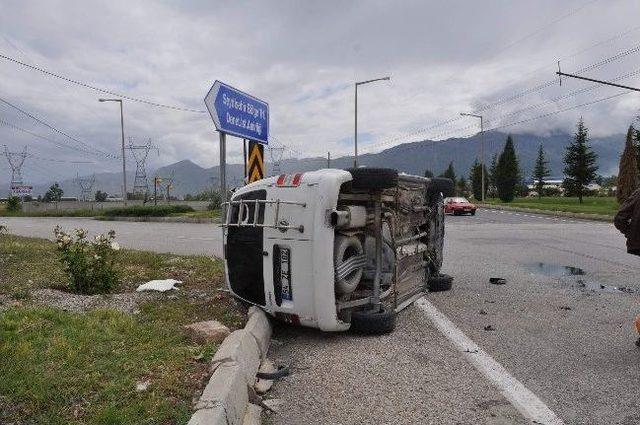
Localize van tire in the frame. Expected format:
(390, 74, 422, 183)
(428, 274, 453, 292)
(427, 177, 455, 197)
(346, 168, 398, 190)
(426, 193, 445, 276)
(350, 306, 396, 334)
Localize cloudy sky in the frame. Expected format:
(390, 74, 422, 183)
(1, 0, 639, 183)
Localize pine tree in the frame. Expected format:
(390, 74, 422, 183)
(488, 153, 498, 197)
(563, 118, 598, 204)
(617, 125, 639, 204)
(469, 158, 489, 201)
(495, 135, 521, 202)
(440, 162, 456, 182)
(532, 144, 551, 199)
(424, 169, 434, 178)
(457, 176, 469, 197)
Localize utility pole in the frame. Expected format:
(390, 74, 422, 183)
(153, 176, 162, 206)
(460, 113, 485, 202)
(327, 151, 331, 168)
(354, 76, 391, 167)
(99, 98, 127, 205)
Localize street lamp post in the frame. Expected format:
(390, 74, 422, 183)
(354, 76, 390, 167)
(99, 98, 127, 206)
(460, 113, 485, 202)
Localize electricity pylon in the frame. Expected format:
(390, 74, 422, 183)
(76, 173, 96, 201)
(268, 146, 285, 176)
(2, 145, 28, 195)
(127, 138, 158, 197)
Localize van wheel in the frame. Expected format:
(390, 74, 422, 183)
(427, 177, 455, 197)
(346, 168, 398, 190)
(350, 306, 396, 334)
(426, 193, 444, 276)
(428, 274, 453, 292)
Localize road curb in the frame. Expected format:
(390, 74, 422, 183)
(188, 307, 272, 425)
(95, 216, 219, 224)
(479, 204, 613, 222)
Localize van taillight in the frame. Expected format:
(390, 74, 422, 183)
(276, 173, 304, 187)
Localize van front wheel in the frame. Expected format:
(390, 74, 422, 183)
(350, 306, 396, 334)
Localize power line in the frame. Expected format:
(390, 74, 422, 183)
(29, 154, 94, 164)
(0, 116, 114, 160)
(0, 96, 119, 158)
(353, 42, 640, 157)
(0, 52, 208, 114)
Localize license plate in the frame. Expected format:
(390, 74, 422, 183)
(273, 245, 292, 305)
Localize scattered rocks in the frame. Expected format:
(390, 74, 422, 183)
(478, 309, 488, 315)
(135, 380, 150, 392)
(559, 306, 572, 311)
(254, 359, 276, 394)
(30, 288, 160, 313)
(183, 320, 231, 344)
(262, 398, 284, 413)
(483, 325, 495, 331)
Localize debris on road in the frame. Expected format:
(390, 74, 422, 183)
(136, 279, 181, 292)
(559, 306, 572, 311)
(483, 325, 495, 331)
(135, 380, 150, 392)
(489, 277, 507, 285)
(479, 309, 488, 315)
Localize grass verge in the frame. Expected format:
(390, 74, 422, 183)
(0, 204, 210, 218)
(483, 196, 618, 216)
(0, 233, 243, 424)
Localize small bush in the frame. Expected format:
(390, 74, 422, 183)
(54, 226, 120, 294)
(101, 205, 195, 217)
(6, 196, 21, 212)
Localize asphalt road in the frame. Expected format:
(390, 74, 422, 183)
(3, 210, 639, 424)
(0, 216, 224, 256)
(268, 209, 640, 425)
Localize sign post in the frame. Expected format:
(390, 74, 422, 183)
(204, 81, 269, 210)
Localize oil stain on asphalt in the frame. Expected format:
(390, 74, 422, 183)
(526, 262, 636, 294)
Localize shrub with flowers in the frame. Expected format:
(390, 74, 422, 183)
(53, 226, 120, 294)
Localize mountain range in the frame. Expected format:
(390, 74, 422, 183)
(2, 131, 626, 198)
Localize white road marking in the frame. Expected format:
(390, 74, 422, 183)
(416, 298, 564, 425)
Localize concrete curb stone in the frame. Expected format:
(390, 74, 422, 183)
(245, 307, 272, 359)
(188, 306, 273, 425)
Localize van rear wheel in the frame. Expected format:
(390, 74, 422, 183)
(346, 167, 398, 190)
(350, 306, 396, 334)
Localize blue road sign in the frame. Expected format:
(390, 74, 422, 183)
(204, 81, 269, 144)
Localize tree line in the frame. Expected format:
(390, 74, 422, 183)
(425, 117, 640, 204)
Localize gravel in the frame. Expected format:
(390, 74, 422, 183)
(29, 288, 163, 313)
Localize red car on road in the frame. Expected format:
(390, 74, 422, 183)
(444, 197, 477, 216)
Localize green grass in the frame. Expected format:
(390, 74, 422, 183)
(0, 234, 244, 424)
(483, 196, 618, 216)
(168, 209, 221, 219)
(0, 233, 228, 295)
(100, 205, 195, 217)
(0, 204, 202, 218)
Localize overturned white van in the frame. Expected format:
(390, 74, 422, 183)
(222, 168, 454, 334)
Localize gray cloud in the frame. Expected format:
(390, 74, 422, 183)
(1, 0, 639, 185)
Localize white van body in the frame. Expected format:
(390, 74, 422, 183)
(222, 168, 450, 333)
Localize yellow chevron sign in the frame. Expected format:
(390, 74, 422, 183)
(247, 141, 265, 183)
